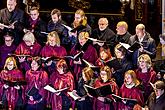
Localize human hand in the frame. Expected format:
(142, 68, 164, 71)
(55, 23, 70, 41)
(97, 97, 105, 102)
(4, 84, 9, 89)
(14, 85, 20, 90)
(18, 56, 26, 63)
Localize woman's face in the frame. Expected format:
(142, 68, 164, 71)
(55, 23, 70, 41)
(100, 51, 108, 60)
(48, 37, 56, 46)
(78, 37, 87, 46)
(100, 71, 108, 82)
(125, 74, 133, 85)
(57, 66, 64, 74)
(31, 60, 39, 71)
(7, 61, 14, 70)
(115, 49, 123, 59)
(24, 39, 33, 46)
(139, 59, 147, 70)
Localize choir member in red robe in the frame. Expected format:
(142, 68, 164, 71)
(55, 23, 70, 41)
(25, 56, 48, 110)
(95, 44, 112, 67)
(15, 32, 41, 73)
(93, 66, 118, 110)
(70, 31, 98, 81)
(0, 57, 24, 110)
(136, 54, 157, 101)
(0, 33, 16, 70)
(118, 70, 144, 110)
(48, 59, 74, 110)
(40, 31, 67, 75)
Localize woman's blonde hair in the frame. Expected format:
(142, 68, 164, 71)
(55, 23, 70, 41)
(78, 31, 89, 40)
(138, 54, 152, 69)
(4, 57, 17, 70)
(47, 31, 60, 46)
(124, 70, 140, 86)
(82, 67, 94, 81)
(23, 32, 35, 45)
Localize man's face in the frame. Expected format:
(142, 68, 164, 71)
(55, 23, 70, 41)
(98, 19, 108, 31)
(74, 14, 82, 23)
(51, 14, 59, 23)
(136, 28, 144, 38)
(7, 0, 17, 12)
(5, 36, 14, 46)
(30, 10, 39, 21)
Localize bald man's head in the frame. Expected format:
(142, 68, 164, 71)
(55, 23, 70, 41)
(7, 0, 17, 12)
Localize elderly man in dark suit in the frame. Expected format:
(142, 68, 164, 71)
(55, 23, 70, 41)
(0, 0, 25, 45)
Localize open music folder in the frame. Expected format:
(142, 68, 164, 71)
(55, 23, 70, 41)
(84, 84, 112, 97)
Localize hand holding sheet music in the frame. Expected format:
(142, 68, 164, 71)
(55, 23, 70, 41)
(64, 51, 84, 60)
(44, 85, 68, 93)
(67, 90, 81, 100)
(111, 94, 138, 107)
(0, 21, 17, 29)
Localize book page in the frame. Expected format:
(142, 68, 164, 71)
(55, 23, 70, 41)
(44, 85, 57, 93)
(67, 90, 81, 100)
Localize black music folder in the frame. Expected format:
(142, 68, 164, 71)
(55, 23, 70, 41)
(119, 42, 141, 52)
(106, 58, 122, 70)
(84, 84, 112, 97)
(112, 94, 138, 107)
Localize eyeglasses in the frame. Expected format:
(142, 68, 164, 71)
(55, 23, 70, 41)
(5, 40, 13, 42)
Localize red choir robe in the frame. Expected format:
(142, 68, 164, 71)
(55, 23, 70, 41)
(0, 69, 25, 110)
(25, 69, 48, 105)
(40, 44, 67, 58)
(70, 43, 98, 81)
(48, 71, 74, 110)
(136, 67, 156, 101)
(40, 44, 67, 75)
(118, 84, 144, 110)
(15, 41, 42, 72)
(0, 44, 17, 70)
(93, 79, 118, 110)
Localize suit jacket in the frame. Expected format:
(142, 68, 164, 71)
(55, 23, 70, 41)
(0, 8, 25, 45)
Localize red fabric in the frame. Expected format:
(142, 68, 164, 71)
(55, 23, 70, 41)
(49, 71, 74, 110)
(25, 70, 48, 102)
(40, 44, 67, 58)
(93, 79, 118, 110)
(0, 69, 24, 110)
(118, 84, 144, 110)
(15, 41, 41, 56)
(136, 67, 156, 100)
(70, 44, 98, 81)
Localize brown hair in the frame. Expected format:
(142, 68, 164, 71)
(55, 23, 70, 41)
(51, 8, 61, 18)
(100, 45, 112, 60)
(100, 66, 112, 80)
